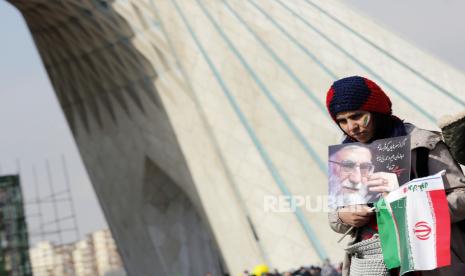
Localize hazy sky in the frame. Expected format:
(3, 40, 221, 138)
(345, 0, 465, 72)
(1, 0, 464, 246)
(0, 2, 106, 245)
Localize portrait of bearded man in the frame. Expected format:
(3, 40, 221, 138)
(328, 144, 398, 209)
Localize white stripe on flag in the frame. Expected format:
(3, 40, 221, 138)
(407, 190, 436, 270)
(386, 171, 445, 202)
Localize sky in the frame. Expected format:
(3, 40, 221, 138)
(1, 0, 464, 246)
(0, 2, 106, 245)
(345, 0, 465, 73)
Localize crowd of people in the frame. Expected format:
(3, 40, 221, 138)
(240, 262, 343, 276)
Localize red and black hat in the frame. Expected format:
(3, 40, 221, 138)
(326, 76, 392, 121)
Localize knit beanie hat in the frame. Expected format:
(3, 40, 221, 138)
(326, 76, 392, 121)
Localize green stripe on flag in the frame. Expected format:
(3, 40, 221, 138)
(391, 197, 413, 274)
(376, 198, 400, 269)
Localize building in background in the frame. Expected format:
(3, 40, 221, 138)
(6, 0, 465, 275)
(72, 238, 96, 276)
(55, 244, 75, 276)
(29, 241, 75, 276)
(30, 229, 124, 276)
(92, 229, 123, 276)
(0, 175, 32, 275)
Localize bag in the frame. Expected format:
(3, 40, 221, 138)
(345, 234, 389, 276)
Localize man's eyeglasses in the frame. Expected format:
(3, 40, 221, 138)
(329, 160, 374, 175)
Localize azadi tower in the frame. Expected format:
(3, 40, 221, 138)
(8, 0, 465, 275)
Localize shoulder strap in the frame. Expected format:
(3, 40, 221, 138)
(415, 147, 430, 178)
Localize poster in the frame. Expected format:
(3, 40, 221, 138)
(328, 135, 410, 208)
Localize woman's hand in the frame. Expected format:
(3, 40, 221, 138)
(365, 172, 399, 193)
(337, 205, 374, 227)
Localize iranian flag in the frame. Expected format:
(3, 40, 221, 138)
(375, 171, 451, 275)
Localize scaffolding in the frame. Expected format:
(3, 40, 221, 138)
(26, 157, 80, 246)
(0, 174, 32, 275)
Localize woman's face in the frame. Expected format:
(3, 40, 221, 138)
(335, 110, 375, 143)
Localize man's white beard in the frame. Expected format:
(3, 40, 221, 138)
(328, 176, 369, 208)
(341, 180, 363, 192)
(340, 178, 368, 205)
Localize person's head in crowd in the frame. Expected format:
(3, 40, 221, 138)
(326, 76, 406, 144)
(251, 264, 269, 276)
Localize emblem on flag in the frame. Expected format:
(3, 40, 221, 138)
(375, 171, 451, 275)
(414, 221, 432, 240)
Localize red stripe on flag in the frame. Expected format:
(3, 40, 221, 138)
(429, 189, 451, 267)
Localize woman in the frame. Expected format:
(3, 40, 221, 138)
(326, 76, 465, 276)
